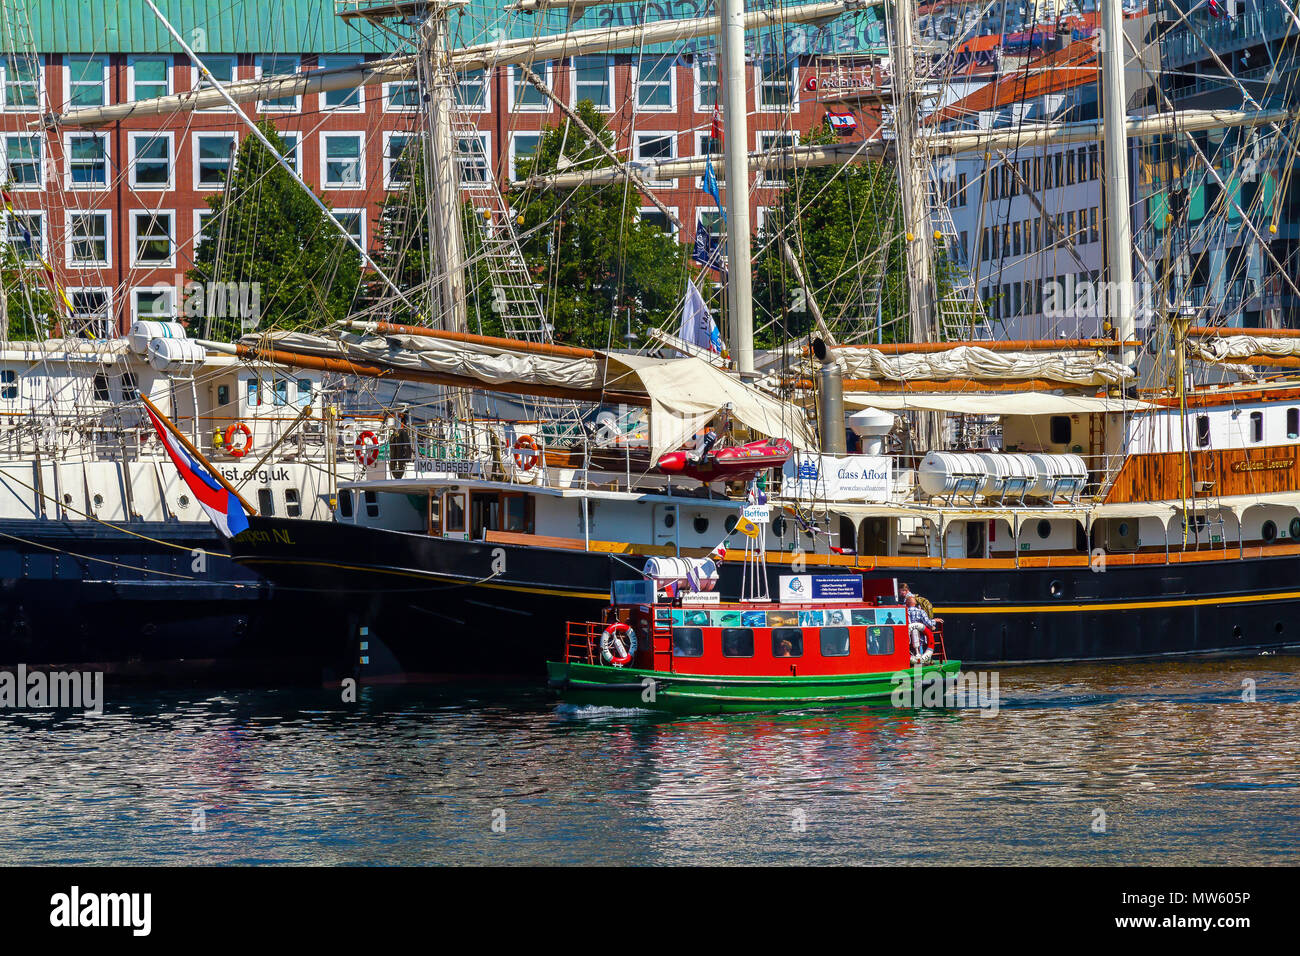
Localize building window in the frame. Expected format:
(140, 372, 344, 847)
(757, 131, 797, 186)
(572, 55, 611, 110)
(334, 209, 364, 250)
(195, 132, 236, 189)
(257, 55, 300, 111)
(66, 133, 108, 188)
(757, 56, 795, 110)
(128, 56, 169, 101)
(634, 132, 675, 187)
(457, 132, 490, 188)
(2, 134, 40, 188)
(321, 133, 363, 187)
(638, 207, 677, 235)
(2, 55, 41, 111)
(68, 212, 109, 267)
(509, 63, 550, 111)
(698, 207, 724, 246)
(693, 56, 718, 112)
(819, 626, 850, 657)
(194, 54, 236, 108)
(2, 211, 43, 263)
(694, 130, 724, 189)
(635, 57, 674, 110)
(66, 54, 107, 108)
(133, 287, 176, 320)
(131, 211, 174, 267)
(384, 132, 416, 189)
(319, 55, 363, 110)
(455, 69, 488, 111)
(721, 628, 754, 657)
(1250, 411, 1264, 444)
(69, 289, 111, 338)
(509, 132, 540, 182)
(385, 79, 419, 112)
(128, 132, 173, 189)
(276, 132, 300, 174)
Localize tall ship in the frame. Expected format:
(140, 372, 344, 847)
(27, 0, 1300, 677)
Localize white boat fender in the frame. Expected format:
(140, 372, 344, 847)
(600, 622, 637, 667)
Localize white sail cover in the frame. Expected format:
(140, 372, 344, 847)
(1190, 335, 1300, 362)
(836, 346, 1135, 386)
(843, 392, 1158, 415)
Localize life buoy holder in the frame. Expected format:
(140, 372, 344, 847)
(355, 430, 380, 466)
(225, 422, 253, 458)
(513, 434, 540, 472)
(600, 622, 637, 667)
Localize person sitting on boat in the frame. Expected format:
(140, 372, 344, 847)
(899, 582, 936, 619)
(905, 595, 942, 662)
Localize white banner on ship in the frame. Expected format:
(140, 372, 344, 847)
(782, 455, 892, 502)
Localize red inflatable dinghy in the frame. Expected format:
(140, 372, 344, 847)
(656, 437, 794, 483)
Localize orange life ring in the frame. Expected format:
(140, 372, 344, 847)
(600, 622, 636, 667)
(513, 435, 540, 471)
(225, 422, 253, 458)
(355, 430, 380, 466)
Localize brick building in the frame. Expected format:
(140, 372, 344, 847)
(0, 1, 888, 336)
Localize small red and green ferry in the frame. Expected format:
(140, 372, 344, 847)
(547, 571, 960, 714)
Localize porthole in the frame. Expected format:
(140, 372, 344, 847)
(1233, 624, 1243, 639)
(93, 494, 103, 507)
(1275, 621, 1285, 635)
(1263, 520, 1278, 544)
(693, 515, 710, 535)
(663, 511, 675, 529)
(178, 495, 190, 509)
(1036, 519, 1052, 540)
(1049, 580, 1064, 597)
(1290, 517, 1300, 540)
(725, 515, 738, 534)
(1117, 521, 1130, 537)
(62, 493, 72, 505)
(772, 515, 787, 537)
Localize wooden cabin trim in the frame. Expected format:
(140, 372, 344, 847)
(1103, 445, 1300, 503)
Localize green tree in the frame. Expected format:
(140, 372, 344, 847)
(189, 122, 360, 341)
(753, 121, 910, 348)
(1, 238, 56, 340)
(509, 102, 688, 348)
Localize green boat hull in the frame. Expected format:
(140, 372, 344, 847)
(547, 660, 964, 714)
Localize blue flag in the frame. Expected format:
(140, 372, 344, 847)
(702, 156, 723, 211)
(692, 220, 726, 276)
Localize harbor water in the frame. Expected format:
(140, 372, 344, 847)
(2, 655, 1298, 865)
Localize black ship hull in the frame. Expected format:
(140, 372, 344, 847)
(230, 516, 1300, 679)
(0, 518, 345, 682)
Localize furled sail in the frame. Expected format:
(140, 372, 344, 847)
(832, 345, 1135, 386)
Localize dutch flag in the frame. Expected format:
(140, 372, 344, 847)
(143, 402, 251, 538)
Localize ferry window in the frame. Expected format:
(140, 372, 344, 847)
(0, 369, 15, 399)
(1195, 415, 1210, 448)
(428, 495, 441, 535)
(1289, 408, 1299, 439)
(673, 627, 703, 658)
(338, 491, 354, 519)
(820, 626, 850, 657)
(273, 379, 289, 406)
(721, 628, 753, 657)
(297, 378, 313, 405)
(1250, 411, 1264, 444)
(771, 515, 786, 537)
(1262, 520, 1278, 544)
(363, 490, 379, 519)
(724, 515, 738, 534)
(693, 515, 709, 534)
(1049, 415, 1071, 445)
(257, 488, 275, 516)
(867, 625, 894, 655)
(217, 384, 230, 407)
(247, 378, 260, 406)
(771, 627, 803, 658)
(444, 493, 465, 533)
(120, 373, 138, 401)
(1291, 517, 1300, 540)
(1036, 519, 1052, 540)
(92, 373, 110, 401)
(284, 488, 301, 518)
(504, 495, 532, 533)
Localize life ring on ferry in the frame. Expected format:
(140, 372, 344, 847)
(224, 423, 253, 458)
(355, 430, 380, 466)
(512, 435, 540, 471)
(600, 622, 637, 667)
